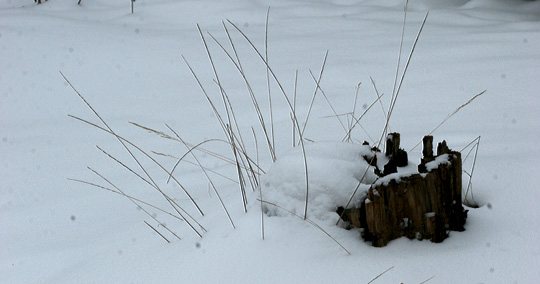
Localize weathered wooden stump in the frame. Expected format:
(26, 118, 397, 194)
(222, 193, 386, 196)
(339, 134, 468, 247)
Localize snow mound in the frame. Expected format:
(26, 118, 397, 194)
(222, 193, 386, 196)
(260, 142, 380, 221)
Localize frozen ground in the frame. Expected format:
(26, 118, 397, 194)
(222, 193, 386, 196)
(2, 0, 540, 283)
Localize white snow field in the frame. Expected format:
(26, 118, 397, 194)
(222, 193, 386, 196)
(2, 0, 540, 283)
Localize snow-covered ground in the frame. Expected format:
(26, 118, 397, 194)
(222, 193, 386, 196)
(2, 0, 540, 283)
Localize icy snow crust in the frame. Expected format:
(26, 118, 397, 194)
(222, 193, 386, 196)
(261, 142, 378, 220)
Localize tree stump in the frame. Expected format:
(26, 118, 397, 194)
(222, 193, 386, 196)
(339, 134, 468, 247)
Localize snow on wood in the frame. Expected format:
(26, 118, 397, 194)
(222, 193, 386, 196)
(340, 134, 468, 247)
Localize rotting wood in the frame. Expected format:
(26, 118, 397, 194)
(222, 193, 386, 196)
(338, 134, 468, 247)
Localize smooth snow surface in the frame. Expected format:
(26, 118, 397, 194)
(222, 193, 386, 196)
(261, 142, 378, 220)
(2, 0, 540, 283)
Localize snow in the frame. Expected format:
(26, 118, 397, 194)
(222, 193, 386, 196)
(425, 153, 451, 171)
(261, 142, 377, 220)
(2, 0, 540, 283)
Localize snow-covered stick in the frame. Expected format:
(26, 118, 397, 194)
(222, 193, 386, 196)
(409, 90, 486, 152)
(226, 19, 311, 220)
(67, 114, 206, 237)
(259, 200, 351, 255)
(61, 72, 204, 216)
(165, 124, 236, 229)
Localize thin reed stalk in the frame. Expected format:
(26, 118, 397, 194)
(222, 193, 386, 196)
(252, 128, 264, 240)
(225, 19, 311, 220)
(62, 72, 205, 237)
(265, 7, 276, 160)
(461, 136, 481, 207)
(88, 167, 181, 241)
(68, 114, 206, 237)
(410, 90, 486, 152)
(165, 124, 236, 229)
(68, 178, 184, 222)
(301, 51, 329, 138)
(144, 220, 171, 243)
(338, 8, 430, 225)
(367, 266, 394, 284)
(308, 69, 348, 135)
(292, 70, 299, 147)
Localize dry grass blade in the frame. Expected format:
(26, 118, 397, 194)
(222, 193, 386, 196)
(198, 25, 252, 209)
(308, 69, 348, 135)
(209, 79, 264, 192)
(94, 144, 205, 234)
(68, 178, 183, 222)
(461, 136, 481, 207)
(165, 124, 236, 229)
(338, 10, 429, 225)
(165, 138, 226, 184)
(96, 145, 155, 188)
(61, 71, 171, 207)
(410, 90, 486, 152)
(87, 167, 181, 241)
(252, 127, 264, 240)
(345, 82, 362, 142)
(384, 11, 429, 143)
(259, 200, 351, 255)
(342, 92, 385, 142)
(369, 77, 388, 126)
(144, 221, 170, 243)
(226, 19, 311, 220)
(61, 72, 205, 239)
(301, 50, 329, 138)
(68, 114, 206, 236)
(391, 0, 409, 103)
(152, 151, 238, 184)
(292, 69, 298, 147)
(129, 121, 265, 177)
(419, 275, 436, 284)
(206, 30, 276, 162)
(265, 7, 276, 159)
(460, 135, 481, 153)
(181, 55, 229, 135)
(367, 266, 394, 284)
